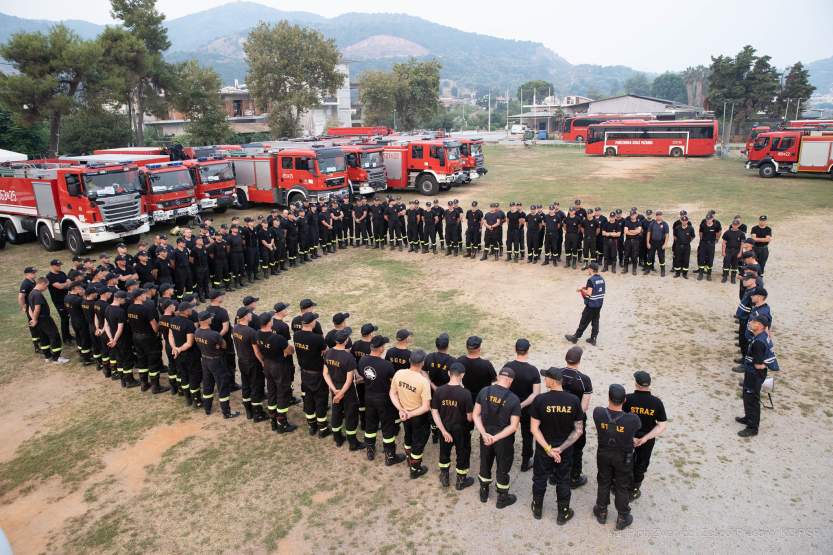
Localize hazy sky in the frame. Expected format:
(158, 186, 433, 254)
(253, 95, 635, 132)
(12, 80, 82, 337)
(2, 0, 832, 72)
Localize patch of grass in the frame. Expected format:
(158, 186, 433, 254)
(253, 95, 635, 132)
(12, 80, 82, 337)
(64, 510, 126, 553)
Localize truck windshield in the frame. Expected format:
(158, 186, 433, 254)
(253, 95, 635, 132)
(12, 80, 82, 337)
(471, 143, 482, 155)
(447, 147, 460, 160)
(84, 169, 142, 198)
(198, 163, 234, 183)
(753, 137, 769, 150)
(361, 151, 383, 168)
(148, 169, 193, 193)
(318, 153, 346, 174)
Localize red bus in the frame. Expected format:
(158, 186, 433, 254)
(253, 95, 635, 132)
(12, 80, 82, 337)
(561, 114, 654, 142)
(585, 119, 718, 157)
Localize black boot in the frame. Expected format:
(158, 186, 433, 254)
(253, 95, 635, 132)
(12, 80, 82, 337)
(275, 416, 297, 433)
(531, 495, 544, 520)
(683, 271, 689, 279)
(506, 252, 512, 261)
(496, 490, 517, 509)
(318, 421, 331, 438)
(557, 503, 575, 525)
(730, 271, 736, 284)
(366, 441, 376, 461)
(615, 513, 634, 531)
(439, 468, 450, 487)
(697, 269, 703, 281)
(252, 405, 268, 423)
(347, 434, 362, 451)
(706, 270, 712, 281)
(622, 263, 628, 274)
(463, 247, 471, 258)
(602, 265, 608, 272)
(221, 400, 240, 419)
(722, 270, 729, 283)
(384, 444, 407, 466)
(453, 247, 459, 256)
(169, 377, 179, 396)
(432, 245, 437, 254)
(308, 421, 318, 436)
(183, 389, 193, 407)
(674, 270, 680, 278)
(480, 250, 488, 261)
(333, 430, 345, 447)
(593, 505, 608, 524)
(150, 375, 170, 394)
(493, 252, 499, 261)
(446, 247, 453, 256)
(455, 473, 474, 491)
(243, 401, 254, 420)
(203, 397, 213, 415)
(479, 481, 490, 503)
(564, 334, 578, 344)
(611, 264, 617, 273)
(571, 258, 577, 269)
(409, 459, 428, 479)
(140, 372, 151, 392)
(122, 372, 140, 389)
(632, 264, 637, 275)
(543, 256, 550, 266)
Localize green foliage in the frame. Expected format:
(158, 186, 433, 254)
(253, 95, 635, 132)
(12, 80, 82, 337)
(708, 45, 780, 132)
(243, 21, 342, 137)
(624, 73, 652, 96)
(517, 80, 555, 102)
(109, 0, 170, 53)
(60, 108, 133, 155)
(651, 72, 688, 103)
(0, 108, 48, 157)
(169, 60, 231, 145)
(360, 59, 441, 130)
(776, 62, 815, 117)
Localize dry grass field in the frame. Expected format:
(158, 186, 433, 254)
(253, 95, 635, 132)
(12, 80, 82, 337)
(0, 146, 831, 554)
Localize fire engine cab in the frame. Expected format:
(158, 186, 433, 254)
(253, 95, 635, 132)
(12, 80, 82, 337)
(381, 139, 466, 195)
(458, 137, 488, 182)
(746, 130, 833, 178)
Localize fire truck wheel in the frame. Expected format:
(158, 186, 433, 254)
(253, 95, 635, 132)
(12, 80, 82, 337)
(670, 147, 684, 157)
(288, 192, 305, 206)
(235, 189, 250, 210)
(758, 164, 777, 178)
(64, 225, 87, 255)
(37, 223, 62, 252)
(416, 174, 439, 196)
(2, 220, 25, 244)
(604, 147, 617, 157)
(214, 207, 228, 214)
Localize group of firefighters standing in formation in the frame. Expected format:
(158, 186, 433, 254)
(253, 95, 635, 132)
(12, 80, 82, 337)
(16, 194, 777, 530)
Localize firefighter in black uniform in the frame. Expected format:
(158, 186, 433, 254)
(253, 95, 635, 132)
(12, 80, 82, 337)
(465, 201, 483, 258)
(370, 198, 385, 248)
(169, 301, 202, 408)
(482, 203, 503, 261)
(158, 299, 177, 393)
(351, 323, 376, 429)
(672, 215, 695, 278)
(506, 202, 526, 262)
(284, 210, 300, 267)
(307, 204, 321, 257)
(563, 207, 582, 269)
(65, 281, 93, 365)
(242, 218, 260, 282)
(601, 211, 621, 273)
(206, 290, 235, 385)
(423, 201, 437, 254)
(195, 311, 240, 418)
(555, 346, 593, 489)
(721, 217, 746, 284)
(444, 201, 461, 256)
(269, 217, 284, 275)
(324, 328, 362, 450)
(526, 205, 543, 263)
(354, 198, 370, 248)
(453, 200, 464, 252)
(697, 210, 722, 281)
(580, 209, 601, 269)
(645, 211, 670, 276)
(358, 335, 407, 465)
(319, 203, 335, 254)
(295, 312, 331, 436)
(592, 384, 641, 531)
(228, 225, 246, 288)
(331, 201, 345, 249)
(191, 237, 211, 302)
(233, 308, 267, 423)
(257, 220, 274, 277)
(432, 199, 445, 251)
(541, 205, 558, 266)
(385, 198, 402, 250)
(94, 287, 113, 376)
(209, 231, 231, 290)
(406, 200, 421, 252)
(622, 210, 642, 275)
(83, 286, 101, 368)
(257, 311, 298, 433)
(105, 290, 138, 386)
(172, 238, 192, 299)
(529, 367, 584, 524)
(474, 367, 521, 508)
(623, 371, 668, 500)
(430, 361, 475, 490)
(128, 288, 168, 393)
(46, 259, 73, 344)
(750, 215, 772, 275)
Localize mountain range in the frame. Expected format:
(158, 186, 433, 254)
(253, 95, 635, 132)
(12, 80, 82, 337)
(1, 2, 831, 99)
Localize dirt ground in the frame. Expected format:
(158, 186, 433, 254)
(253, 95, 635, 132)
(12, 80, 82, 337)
(1, 153, 832, 553)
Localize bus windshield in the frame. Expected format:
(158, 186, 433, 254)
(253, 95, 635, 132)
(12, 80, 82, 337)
(198, 163, 234, 183)
(84, 169, 142, 198)
(148, 169, 193, 193)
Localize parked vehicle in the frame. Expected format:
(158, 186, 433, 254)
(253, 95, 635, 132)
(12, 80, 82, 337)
(585, 119, 718, 157)
(746, 131, 833, 178)
(562, 114, 655, 142)
(382, 139, 466, 195)
(183, 157, 238, 214)
(458, 138, 487, 182)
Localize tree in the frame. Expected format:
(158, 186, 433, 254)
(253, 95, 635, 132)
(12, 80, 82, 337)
(0, 25, 101, 155)
(244, 21, 342, 137)
(651, 72, 687, 103)
(359, 59, 441, 130)
(93, 26, 148, 142)
(110, 0, 171, 146)
(517, 80, 555, 103)
(682, 65, 710, 107)
(624, 73, 652, 96)
(707, 45, 780, 135)
(0, 107, 48, 157)
(776, 62, 815, 118)
(60, 108, 133, 154)
(169, 60, 231, 145)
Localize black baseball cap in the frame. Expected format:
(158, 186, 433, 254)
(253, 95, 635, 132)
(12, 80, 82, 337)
(515, 338, 530, 352)
(370, 335, 390, 348)
(609, 384, 626, 404)
(466, 335, 482, 348)
(634, 371, 651, 386)
(541, 367, 564, 380)
(751, 314, 771, 326)
(498, 367, 515, 379)
(113, 290, 127, 299)
(24, 266, 37, 274)
(178, 301, 195, 312)
(752, 287, 768, 298)
(242, 295, 259, 305)
(142, 282, 157, 290)
(759, 215, 768, 221)
(565, 346, 583, 364)
(300, 298, 316, 310)
(361, 323, 378, 336)
(273, 302, 289, 313)
(334, 328, 352, 344)
(435, 332, 450, 349)
(396, 328, 412, 341)
(301, 312, 319, 324)
(236, 307, 252, 320)
(208, 290, 225, 300)
(449, 362, 466, 375)
(49, 259, 62, 266)
(198, 310, 214, 322)
(332, 312, 350, 325)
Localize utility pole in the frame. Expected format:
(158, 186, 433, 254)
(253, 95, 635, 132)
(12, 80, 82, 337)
(795, 99, 801, 120)
(393, 109, 397, 131)
(783, 99, 791, 121)
(721, 101, 727, 156)
(487, 88, 491, 132)
(506, 88, 510, 135)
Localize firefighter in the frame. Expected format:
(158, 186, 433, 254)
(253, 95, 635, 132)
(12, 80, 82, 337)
(256, 311, 298, 433)
(331, 200, 345, 249)
(94, 287, 114, 377)
(623, 371, 668, 500)
(672, 215, 695, 278)
(697, 210, 722, 281)
(526, 205, 543, 263)
(474, 367, 521, 508)
(529, 367, 584, 524)
(257, 219, 274, 278)
(423, 201, 437, 254)
(190, 237, 210, 302)
(206, 290, 235, 384)
(565, 262, 606, 346)
(390, 348, 433, 479)
(46, 259, 73, 345)
(64, 281, 93, 365)
(580, 209, 601, 270)
(750, 215, 772, 276)
(506, 202, 526, 262)
(242, 217, 260, 282)
(465, 201, 483, 258)
(737, 314, 778, 437)
(444, 201, 461, 256)
(195, 311, 240, 418)
(359, 335, 407, 465)
(406, 200, 421, 252)
(481, 203, 502, 261)
(430, 361, 475, 490)
(639, 209, 654, 268)
(622, 209, 643, 275)
(233, 308, 267, 423)
(169, 300, 203, 408)
(324, 328, 362, 450)
(308, 203, 322, 257)
(228, 224, 246, 288)
(354, 198, 370, 248)
(503, 338, 541, 472)
(601, 211, 621, 273)
(385, 197, 402, 250)
(172, 238, 192, 298)
(541, 205, 558, 266)
(105, 290, 139, 387)
(209, 231, 231, 290)
(563, 207, 582, 269)
(343, 197, 355, 247)
(269, 217, 285, 275)
(127, 288, 168, 394)
(157, 296, 178, 393)
(294, 312, 331, 436)
(284, 209, 300, 267)
(721, 217, 746, 284)
(432, 199, 446, 251)
(351, 322, 378, 430)
(453, 200, 464, 252)
(416, 201, 428, 253)
(83, 286, 102, 369)
(645, 211, 670, 276)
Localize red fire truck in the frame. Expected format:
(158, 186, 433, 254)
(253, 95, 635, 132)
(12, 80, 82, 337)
(341, 144, 388, 196)
(182, 157, 237, 214)
(585, 119, 718, 157)
(742, 121, 833, 154)
(0, 159, 150, 254)
(561, 114, 655, 142)
(226, 144, 349, 208)
(382, 139, 466, 195)
(458, 137, 488, 182)
(746, 131, 833, 178)
(325, 126, 393, 137)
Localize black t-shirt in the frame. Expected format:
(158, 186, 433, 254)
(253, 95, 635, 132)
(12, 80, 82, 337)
(294, 329, 326, 372)
(153, 258, 174, 284)
(529, 390, 583, 444)
(169, 315, 197, 353)
(324, 328, 353, 350)
(290, 315, 323, 336)
(195, 328, 224, 357)
(385, 346, 412, 371)
(173, 248, 190, 271)
(46, 270, 69, 303)
(127, 302, 157, 335)
(673, 224, 695, 244)
(750, 225, 772, 246)
(232, 323, 258, 361)
(324, 348, 357, 387)
(271, 318, 291, 340)
(504, 360, 541, 404)
(425, 351, 456, 387)
(476, 384, 521, 435)
(564, 215, 581, 234)
(19, 278, 35, 305)
(206, 305, 230, 336)
(351, 338, 372, 363)
(623, 219, 642, 238)
(105, 304, 127, 339)
(459, 356, 497, 401)
(624, 391, 668, 438)
(699, 219, 722, 242)
(561, 367, 593, 420)
(484, 211, 501, 227)
(256, 330, 290, 365)
(722, 228, 745, 249)
(93, 299, 108, 328)
(432, 384, 473, 431)
(593, 407, 641, 452)
(358, 354, 397, 398)
(506, 210, 525, 230)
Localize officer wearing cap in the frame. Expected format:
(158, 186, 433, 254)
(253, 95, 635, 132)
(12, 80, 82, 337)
(721, 217, 746, 284)
(623, 371, 667, 500)
(645, 211, 670, 276)
(195, 310, 240, 418)
(565, 262, 605, 346)
(592, 384, 641, 531)
(294, 311, 331, 436)
(241, 217, 260, 282)
(325, 312, 353, 349)
(353, 197, 369, 248)
(359, 335, 406, 464)
(406, 200, 421, 252)
(529, 366, 584, 524)
(424, 332, 456, 443)
(737, 314, 778, 437)
(458, 335, 497, 402)
(46, 259, 74, 345)
(444, 200, 461, 256)
(127, 288, 168, 394)
(734, 287, 772, 371)
(464, 201, 483, 258)
(172, 237, 192, 299)
(65, 281, 93, 365)
(351, 323, 378, 429)
(430, 361, 475, 490)
(750, 215, 772, 276)
(324, 327, 362, 450)
(257, 311, 298, 433)
(601, 211, 621, 273)
(422, 200, 437, 254)
(580, 207, 601, 270)
(390, 348, 433, 478)
(153, 247, 175, 286)
(563, 206, 582, 269)
(541, 204, 560, 266)
(506, 202, 526, 262)
(384, 197, 403, 250)
(206, 290, 236, 387)
(93, 287, 113, 376)
(156, 297, 177, 393)
(474, 367, 521, 508)
(291, 299, 323, 336)
(233, 308, 267, 423)
(503, 338, 541, 472)
(19, 267, 41, 353)
(386, 329, 413, 371)
(697, 210, 722, 281)
(481, 202, 504, 261)
(672, 214, 695, 278)
(621, 209, 642, 275)
(525, 205, 543, 263)
(105, 290, 138, 386)
(370, 197, 387, 248)
(82, 285, 101, 368)
(283, 208, 301, 267)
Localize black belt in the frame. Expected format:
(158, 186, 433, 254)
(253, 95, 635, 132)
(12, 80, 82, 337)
(202, 354, 221, 360)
